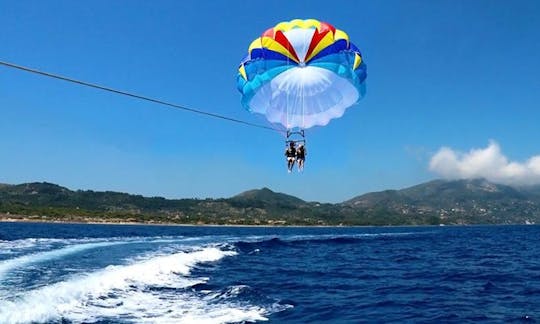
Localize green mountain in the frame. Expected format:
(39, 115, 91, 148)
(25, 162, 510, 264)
(1, 179, 540, 225)
(231, 187, 306, 208)
(343, 179, 540, 224)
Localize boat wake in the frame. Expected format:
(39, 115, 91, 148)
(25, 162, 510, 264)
(0, 242, 274, 323)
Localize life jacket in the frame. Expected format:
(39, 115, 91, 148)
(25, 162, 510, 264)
(286, 147, 296, 157)
(297, 147, 305, 159)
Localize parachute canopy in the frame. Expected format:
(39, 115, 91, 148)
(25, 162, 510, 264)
(237, 19, 367, 129)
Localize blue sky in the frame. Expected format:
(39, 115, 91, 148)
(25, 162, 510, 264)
(1, 0, 540, 203)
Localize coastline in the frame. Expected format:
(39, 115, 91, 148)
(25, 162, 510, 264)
(0, 215, 534, 228)
(0, 214, 348, 228)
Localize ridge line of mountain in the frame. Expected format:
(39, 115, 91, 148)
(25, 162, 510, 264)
(1, 179, 539, 225)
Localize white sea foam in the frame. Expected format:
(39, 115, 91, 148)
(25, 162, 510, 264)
(0, 241, 125, 278)
(0, 235, 187, 253)
(0, 238, 66, 254)
(0, 236, 195, 275)
(0, 246, 269, 324)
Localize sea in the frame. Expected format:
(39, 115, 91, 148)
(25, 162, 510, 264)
(0, 222, 539, 323)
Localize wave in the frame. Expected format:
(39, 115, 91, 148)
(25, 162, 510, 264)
(0, 235, 204, 273)
(0, 246, 274, 323)
(0, 235, 191, 248)
(0, 232, 422, 278)
(0, 238, 71, 255)
(0, 241, 127, 278)
(234, 232, 419, 251)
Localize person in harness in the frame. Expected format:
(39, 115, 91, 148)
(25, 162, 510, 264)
(285, 141, 297, 173)
(296, 144, 306, 172)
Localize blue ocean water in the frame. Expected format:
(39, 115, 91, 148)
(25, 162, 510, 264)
(0, 223, 539, 323)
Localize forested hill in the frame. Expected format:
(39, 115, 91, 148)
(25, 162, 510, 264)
(1, 179, 540, 225)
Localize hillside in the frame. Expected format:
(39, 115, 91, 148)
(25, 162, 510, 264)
(1, 179, 540, 225)
(0, 183, 324, 225)
(230, 187, 306, 208)
(343, 179, 540, 224)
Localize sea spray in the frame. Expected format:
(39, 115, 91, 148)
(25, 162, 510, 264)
(0, 247, 262, 323)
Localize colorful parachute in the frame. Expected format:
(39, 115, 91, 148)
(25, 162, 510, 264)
(237, 19, 367, 130)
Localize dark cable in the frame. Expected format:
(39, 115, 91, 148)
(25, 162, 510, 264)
(0, 60, 281, 133)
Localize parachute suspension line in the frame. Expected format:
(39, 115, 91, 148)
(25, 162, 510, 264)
(283, 41, 306, 146)
(301, 71, 305, 130)
(286, 129, 305, 146)
(286, 43, 306, 145)
(0, 60, 279, 133)
(286, 48, 291, 132)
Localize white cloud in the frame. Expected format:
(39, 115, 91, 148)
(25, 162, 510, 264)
(429, 140, 540, 186)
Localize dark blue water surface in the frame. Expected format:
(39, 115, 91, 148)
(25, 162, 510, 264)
(0, 222, 539, 323)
